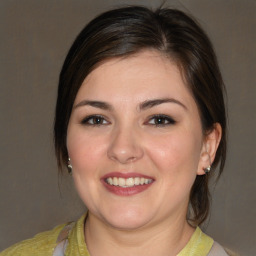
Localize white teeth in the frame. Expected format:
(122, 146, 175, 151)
(126, 178, 134, 186)
(106, 177, 153, 187)
(118, 177, 126, 186)
(134, 177, 140, 185)
(113, 177, 118, 186)
(107, 177, 113, 185)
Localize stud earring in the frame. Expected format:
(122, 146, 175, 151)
(203, 165, 211, 173)
(203, 151, 212, 174)
(67, 158, 72, 174)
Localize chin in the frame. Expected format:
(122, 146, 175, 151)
(101, 206, 153, 231)
(107, 216, 150, 231)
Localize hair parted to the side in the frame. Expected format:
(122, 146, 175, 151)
(54, 6, 227, 226)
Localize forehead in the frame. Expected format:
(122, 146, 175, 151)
(84, 50, 179, 84)
(74, 50, 195, 109)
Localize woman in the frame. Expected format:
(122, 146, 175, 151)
(1, 5, 232, 256)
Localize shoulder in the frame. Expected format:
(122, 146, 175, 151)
(180, 226, 238, 256)
(0, 223, 66, 256)
(208, 241, 229, 256)
(209, 242, 240, 256)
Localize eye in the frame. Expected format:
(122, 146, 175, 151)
(147, 115, 176, 126)
(81, 115, 109, 126)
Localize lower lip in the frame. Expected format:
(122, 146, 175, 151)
(102, 180, 154, 196)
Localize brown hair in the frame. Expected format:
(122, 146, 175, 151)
(54, 6, 227, 225)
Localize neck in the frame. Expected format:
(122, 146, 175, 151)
(84, 212, 195, 256)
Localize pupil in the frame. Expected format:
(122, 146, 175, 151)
(156, 118, 163, 124)
(94, 117, 101, 124)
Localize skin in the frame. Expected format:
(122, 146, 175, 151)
(67, 50, 221, 256)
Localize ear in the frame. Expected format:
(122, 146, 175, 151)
(197, 123, 222, 175)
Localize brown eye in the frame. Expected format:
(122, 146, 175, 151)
(91, 116, 104, 125)
(147, 115, 176, 126)
(81, 115, 109, 126)
(154, 117, 168, 125)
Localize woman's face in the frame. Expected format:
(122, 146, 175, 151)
(67, 50, 209, 230)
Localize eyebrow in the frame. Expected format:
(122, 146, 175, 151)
(139, 98, 187, 111)
(74, 98, 187, 111)
(74, 100, 113, 110)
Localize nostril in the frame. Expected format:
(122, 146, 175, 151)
(126, 156, 137, 163)
(108, 152, 138, 164)
(107, 129, 144, 164)
(107, 144, 144, 164)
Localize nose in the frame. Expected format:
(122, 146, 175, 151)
(107, 126, 144, 164)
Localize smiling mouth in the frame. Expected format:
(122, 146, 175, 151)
(105, 177, 153, 188)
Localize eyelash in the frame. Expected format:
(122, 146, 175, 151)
(81, 115, 110, 126)
(146, 114, 176, 127)
(80, 114, 176, 127)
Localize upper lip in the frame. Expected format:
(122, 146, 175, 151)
(101, 172, 155, 180)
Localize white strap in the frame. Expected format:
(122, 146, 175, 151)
(53, 239, 69, 256)
(53, 222, 75, 256)
(208, 241, 229, 256)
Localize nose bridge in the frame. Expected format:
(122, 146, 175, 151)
(107, 121, 143, 164)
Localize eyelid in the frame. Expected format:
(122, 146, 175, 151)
(81, 114, 110, 125)
(146, 114, 176, 126)
(80, 114, 175, 127)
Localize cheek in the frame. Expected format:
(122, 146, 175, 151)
(146, 130, 202, 175)
(67, 128, 106, 175)
(66, 128, 107, 207)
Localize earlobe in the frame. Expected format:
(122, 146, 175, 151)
(197, 123, 222, 175)
(197, 150, 211, 175)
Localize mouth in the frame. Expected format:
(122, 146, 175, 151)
(105, 177, 153, 187)
(101, 172, 154, 196)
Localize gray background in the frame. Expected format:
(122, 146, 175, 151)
(0, 0, 255, 255)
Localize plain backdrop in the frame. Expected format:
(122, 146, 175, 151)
(0, 1, 255, 255)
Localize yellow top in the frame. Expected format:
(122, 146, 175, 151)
(0, 214, 213, 256)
